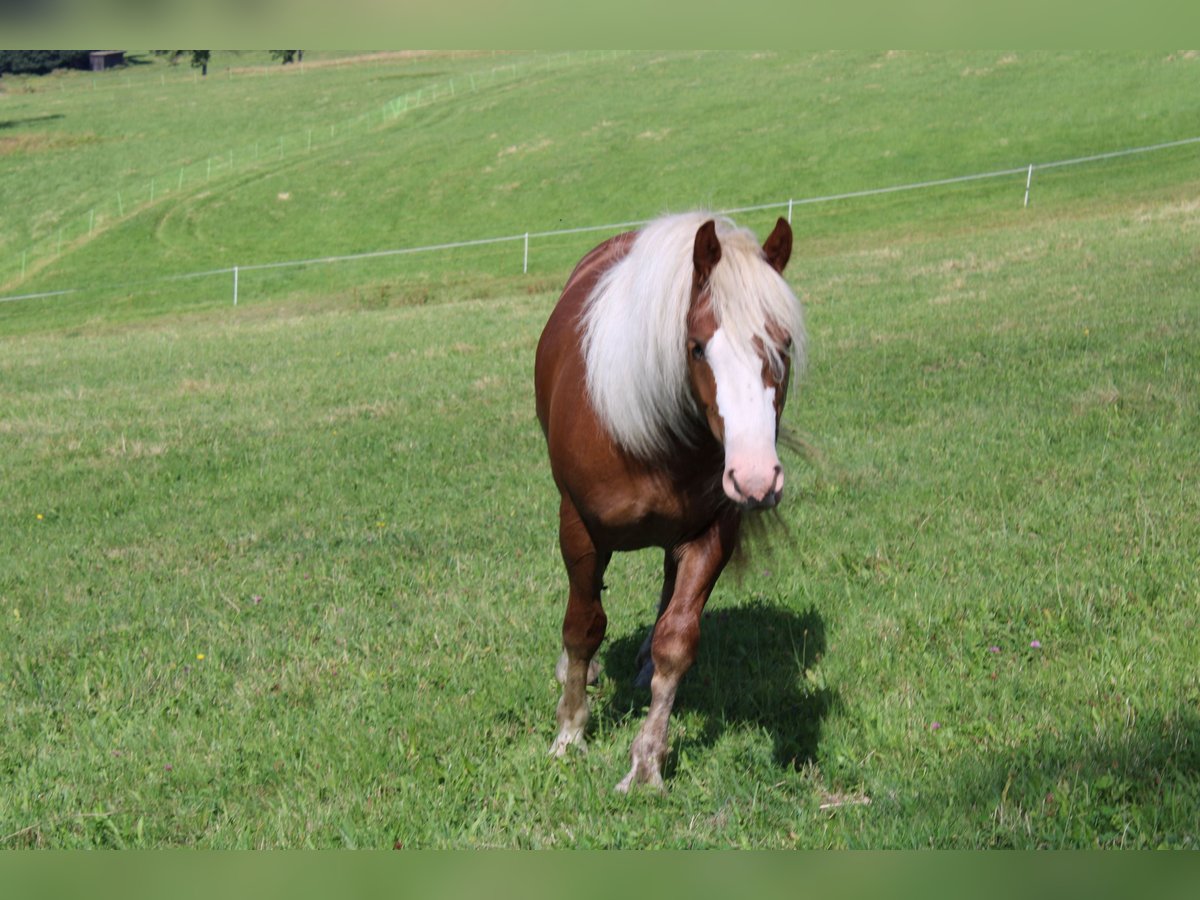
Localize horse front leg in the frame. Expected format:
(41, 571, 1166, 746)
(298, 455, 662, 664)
(550, 494, 610, 758)
(616, 511, 740, 792)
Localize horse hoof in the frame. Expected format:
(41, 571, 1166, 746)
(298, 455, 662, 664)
(614, 765, 664, 794)
(549, 726, 588, 758)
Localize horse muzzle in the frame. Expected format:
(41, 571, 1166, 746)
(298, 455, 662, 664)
(723, 464, 784, 510)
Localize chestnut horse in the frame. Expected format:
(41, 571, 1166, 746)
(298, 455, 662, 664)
(535, 211, 805, 792)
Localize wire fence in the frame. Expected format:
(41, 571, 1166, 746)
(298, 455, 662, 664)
(3, 133, 1198, 308)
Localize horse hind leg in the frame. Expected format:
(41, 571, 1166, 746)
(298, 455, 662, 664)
(634, 551, 679, 688)
(549, 497, 609, 758)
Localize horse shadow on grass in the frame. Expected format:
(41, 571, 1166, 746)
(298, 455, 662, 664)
(597, 602, 836, 773)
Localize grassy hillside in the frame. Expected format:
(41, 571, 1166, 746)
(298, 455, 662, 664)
(1, 51, 1198, 847)
(3, 51, 1199, 326)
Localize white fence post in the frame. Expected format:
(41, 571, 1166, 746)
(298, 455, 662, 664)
(233, 266, 239, 306)
(523, 233, 530, 273)
(1023, 164, 1034, 208)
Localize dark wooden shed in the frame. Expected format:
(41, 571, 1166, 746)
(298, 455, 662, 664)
(89, 51, 125, 72)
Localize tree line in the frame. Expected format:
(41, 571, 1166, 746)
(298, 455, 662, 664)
(0, 51, 303, 77)
(0, 50, 90, 75)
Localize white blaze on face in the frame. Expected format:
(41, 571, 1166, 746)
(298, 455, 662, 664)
(705, 328, 784, 506)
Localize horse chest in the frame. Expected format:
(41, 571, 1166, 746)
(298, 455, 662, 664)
(574, 462, 726, 551)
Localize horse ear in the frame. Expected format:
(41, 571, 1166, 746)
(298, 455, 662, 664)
(762, 217, 792, 273)
(693, 220, 722, 283)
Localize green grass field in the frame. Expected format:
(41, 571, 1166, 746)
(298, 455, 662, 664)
(2, 51, 1199, 847)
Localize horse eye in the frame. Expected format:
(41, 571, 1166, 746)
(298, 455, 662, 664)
(690, 341, 705, 361)
(783, 336, 793, 350)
